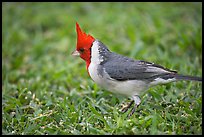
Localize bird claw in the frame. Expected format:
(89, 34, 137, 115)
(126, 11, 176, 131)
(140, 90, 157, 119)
(121, 100, 134, 113)
(127, 104, 138, 118)
(121, 106, 129, 113)
(121, 95, 141, 118)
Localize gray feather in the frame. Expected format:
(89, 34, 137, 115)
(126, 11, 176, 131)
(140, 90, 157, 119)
(97, 41, 177, 81)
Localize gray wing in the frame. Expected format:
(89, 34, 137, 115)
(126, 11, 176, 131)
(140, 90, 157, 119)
(102, 53, 177, 81)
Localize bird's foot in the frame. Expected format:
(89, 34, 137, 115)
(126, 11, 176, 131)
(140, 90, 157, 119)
(121, 100, 134, 113)
(121, 95, 141, 118)
(127, 104, 138, 118)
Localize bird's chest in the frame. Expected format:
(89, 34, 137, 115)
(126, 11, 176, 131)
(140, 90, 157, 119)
(88, 63, 107, 87)
(88, 62, 120, 92)
(88, 40, 110, 87)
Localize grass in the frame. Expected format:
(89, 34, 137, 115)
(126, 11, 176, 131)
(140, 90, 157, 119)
(2, 2, 202, 135)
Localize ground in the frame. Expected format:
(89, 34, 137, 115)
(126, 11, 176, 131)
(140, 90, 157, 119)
(2, 2, 202, 135)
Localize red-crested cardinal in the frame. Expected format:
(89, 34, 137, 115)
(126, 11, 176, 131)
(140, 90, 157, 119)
(72, 22, 202, 117)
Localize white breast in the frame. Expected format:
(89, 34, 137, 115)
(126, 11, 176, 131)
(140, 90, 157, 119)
(88, 40, 110, 88)
(88, 40, 148, 97)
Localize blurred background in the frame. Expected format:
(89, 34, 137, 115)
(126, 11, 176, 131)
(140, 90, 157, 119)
(2, 2, 202, 135)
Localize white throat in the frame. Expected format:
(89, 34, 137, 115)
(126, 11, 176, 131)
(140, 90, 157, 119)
(90, 40, 103, 64)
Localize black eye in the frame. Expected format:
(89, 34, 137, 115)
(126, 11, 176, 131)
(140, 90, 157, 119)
(79, 48, 84, 53)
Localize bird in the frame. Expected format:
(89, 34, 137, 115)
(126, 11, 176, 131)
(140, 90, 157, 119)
(72, 22, 202, 117)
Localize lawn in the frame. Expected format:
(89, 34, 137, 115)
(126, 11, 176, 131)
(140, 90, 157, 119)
(2, 2, 202, 135)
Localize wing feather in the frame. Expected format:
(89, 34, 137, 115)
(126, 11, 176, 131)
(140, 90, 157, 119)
(102, 53, 177, 81)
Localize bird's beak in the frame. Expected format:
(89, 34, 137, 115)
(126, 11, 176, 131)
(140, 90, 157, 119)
(71, 50, 80, 56)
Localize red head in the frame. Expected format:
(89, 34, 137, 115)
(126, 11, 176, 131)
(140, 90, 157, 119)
(72, 22, 95, 69)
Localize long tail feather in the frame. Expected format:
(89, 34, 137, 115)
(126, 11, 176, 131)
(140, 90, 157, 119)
(174, 74, 202, 82)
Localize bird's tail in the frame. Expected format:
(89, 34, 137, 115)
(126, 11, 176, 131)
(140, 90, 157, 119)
(174, 74, 202, 82)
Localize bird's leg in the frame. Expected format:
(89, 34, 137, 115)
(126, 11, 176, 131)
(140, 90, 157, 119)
(121, 100, 134, 113)
(128, 104, 139, 118)
(128, 95, 141, 118)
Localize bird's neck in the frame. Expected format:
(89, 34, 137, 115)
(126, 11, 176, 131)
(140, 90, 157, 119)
(87, 40, 110, 75)
(90, 40, 110, 63)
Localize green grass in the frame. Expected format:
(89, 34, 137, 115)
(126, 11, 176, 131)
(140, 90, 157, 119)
(2, 2, 202, 135)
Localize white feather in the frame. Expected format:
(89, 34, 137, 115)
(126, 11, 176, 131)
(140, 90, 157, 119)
(146, 66, 170, 73)
(150, 77, 176, 86)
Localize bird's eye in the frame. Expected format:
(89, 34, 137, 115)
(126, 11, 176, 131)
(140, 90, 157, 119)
(79, 48, 84, 53)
